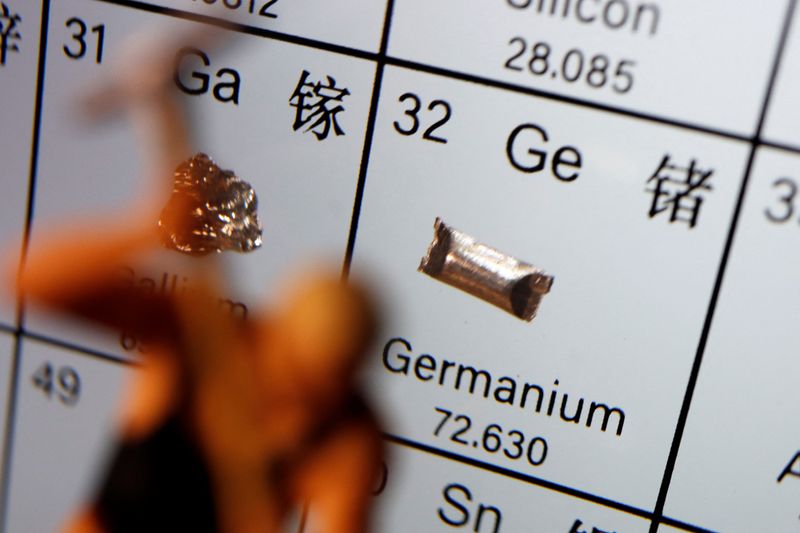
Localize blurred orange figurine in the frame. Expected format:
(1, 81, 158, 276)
(13, 27, 383, 533)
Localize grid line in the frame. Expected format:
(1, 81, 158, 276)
(342, 0, 396, 276)
(94, 0, 788, 148)
(21, 331, 138, 367)
(0, 0, 53, 531)
(3, 1, 796, 533)
(647, 0, 799, 531)
(0, 328, 712, 533)
(385, 433, 718, 533)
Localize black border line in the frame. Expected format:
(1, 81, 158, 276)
(93, 0, 771, 148)
(0, 340, 23, 533)
(0, 1, 52, 531)
(6, 2, 794, 533)
(762, 138, 800, 155)
(385, 432, 653, 519)
(660, 517, 717, 533)
(384, 433, 717, 533)
(22, 331, 137, 367)
(341, 0, 396, 277)
(647, 1, 799, 531)
(384, 56, 752, 144)
(93, 0, 376, 61)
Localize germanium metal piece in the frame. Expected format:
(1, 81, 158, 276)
(159, 153, 263, 256)
(419, 218, 554, 322)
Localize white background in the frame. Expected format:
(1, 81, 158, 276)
(389, 0, 788, 135)
(1, 0, 799, 532)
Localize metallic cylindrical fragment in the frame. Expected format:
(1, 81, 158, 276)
(418, 218, 554, 322)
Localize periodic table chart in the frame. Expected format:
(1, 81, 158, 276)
(1, 1, 800, 532)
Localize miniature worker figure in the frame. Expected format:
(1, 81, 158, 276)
(18, 230, 382, 533)
(11, 25, 383, 533)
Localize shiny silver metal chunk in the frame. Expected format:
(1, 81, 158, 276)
(159, 153, 263, 256)
(419, 218, 553, 322)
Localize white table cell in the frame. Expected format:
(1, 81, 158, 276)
(663, 147, 800, 532)
(353, 66, 750, 509)
(0, 332, 15, 490)
(26, 0, 376, 358)
(4, 339, 130, 533)
(389, 0, 789, 135)
(764, 7, 800, 148)
(370, 443, 651, 533)
(145, 0, 387, 53)
(0, 0, 41, 327)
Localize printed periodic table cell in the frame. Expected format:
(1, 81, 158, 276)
(0, 0, 41, 327)
(4, 339, 130, 533)
(1, 1, 800, 532)
(765, 4, 800, 149)
(0, 332, 14, 490)
(663, 147, 800, 533)
(353, 64, 748, 509)
(25, 0, 376, 360)
(144, 0, 387, 53)
(370, 443, 651, 533)
(388, 0, 789, 136)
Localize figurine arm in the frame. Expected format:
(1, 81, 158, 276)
(60, 508, 105, 533)
(293, 419, 383, 533)
(14, 221, 181, 342)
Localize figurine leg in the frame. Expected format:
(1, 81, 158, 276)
(293, 421, 382, 533)
(61, 508, 105, 533)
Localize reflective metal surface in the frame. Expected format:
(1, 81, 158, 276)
(159, 153, 263, 256)
(419, 218, 553, 322)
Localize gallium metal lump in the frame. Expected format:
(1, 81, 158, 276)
(159, 153, 263, 256)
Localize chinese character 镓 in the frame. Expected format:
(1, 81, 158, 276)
(646, 154, 713, 228)
(289, 70, 350, 141)
(0, 2, 21, 66)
